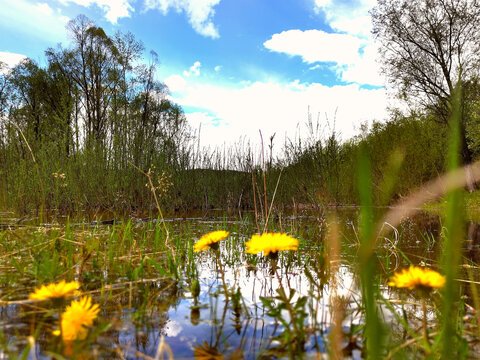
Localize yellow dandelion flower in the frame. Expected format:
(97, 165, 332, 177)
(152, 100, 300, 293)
(194, 231, 229, 252)
(245, 233, 299, 256)
(29, 280, 80, 300)
(388, 266, 445, 290)
(53, 296, 100, 341)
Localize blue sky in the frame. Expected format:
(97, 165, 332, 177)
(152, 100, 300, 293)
(0, 0, 390, 150)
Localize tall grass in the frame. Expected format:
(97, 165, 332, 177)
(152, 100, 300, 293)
(1, 99, 454, 216)
(441, 84, 466, 358)
(358, 145, 385, 359)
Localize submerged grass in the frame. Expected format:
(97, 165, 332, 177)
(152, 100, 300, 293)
(0, 204, 479, 359)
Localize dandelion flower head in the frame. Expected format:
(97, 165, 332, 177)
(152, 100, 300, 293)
(388, 266, 445, 290)
(194, 231, 229, 252)
(29, 280, 80, 300)
(53, 296, 100, 341)
(245, 233, 299, 256)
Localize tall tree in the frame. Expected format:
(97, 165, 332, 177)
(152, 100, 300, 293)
(110, 31, 144, 169)
(9, 59, 47, 144)
(371, 0, 480, 168)
(130, 53, 189, 170)
(43, 51, 77, 156)
(0, 62, 11, 205)
(65, 15, 120, 148)
(0, 62, 9, 120)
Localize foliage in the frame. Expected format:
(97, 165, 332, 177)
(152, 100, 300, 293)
(0, 15, 191, 213)
(0, 11, 478, 214)
(279, 113, 448, 207)
(371, 0, 480, 166)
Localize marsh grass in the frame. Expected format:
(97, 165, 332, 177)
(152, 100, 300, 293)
(1, 203, 480, 358)
(3, 88, 480, 359)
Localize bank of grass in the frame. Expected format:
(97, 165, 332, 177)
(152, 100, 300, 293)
(423, 190, 480, 221)
(2, 112, 480, 358)
(1, 105, 452, 215)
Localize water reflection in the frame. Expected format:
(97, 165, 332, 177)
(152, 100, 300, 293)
(465, 221, 480, 264)
(1, 209, 480, 358)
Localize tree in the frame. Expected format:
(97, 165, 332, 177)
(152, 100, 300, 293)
(43, 51, 77, 156)
(109, 31, 144, 169)
(0, 62, 10, 119)
(9, 59, 47, 144)
(0, 61, 11, 205)
(0, 14, 195, 211)
(371, 0, 480, 169)
(130, 53, 189, 170)
(65, 15, 120, 148)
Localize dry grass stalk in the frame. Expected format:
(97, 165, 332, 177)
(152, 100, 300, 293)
(378, 160, 480, 239)
(327, 215, 343, 359)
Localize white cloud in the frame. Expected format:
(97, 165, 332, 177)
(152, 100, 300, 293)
(339, 43, 383, 86)
(314, 0, 331, 7)
(264, 29, 363, 65)
(167, 77, 389, 150)
(144, 0, 220, 38)
(314, 0, 376, 38)
(164, 320, 182, 337)
(293, 0, 383, 85)
(214, 65, 221, 72)
(59, 15, 71, 24)
(187, 111, 217, 130)
(183, 61, 201, 77)
(0, 52, 27, 74)
(34, 3, 53, 16)
(164, 62, 203, 93)
(0, 0, 69, 44)
(61, 0, 134, 23)
(264, 29, 383, 86)
(164, 74, 187, 93)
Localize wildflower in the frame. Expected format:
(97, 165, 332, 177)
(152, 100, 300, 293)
(53, 296, 100, 341)
(194, 231, 229, 252)
(388, 266, 445, 290)
(52, 172, 66, 179)
(245, 233, 299, 256)
(29, 280, 80, 301)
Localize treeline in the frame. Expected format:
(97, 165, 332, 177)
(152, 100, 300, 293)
(0, 15, 200, 214)
(0, 15, 269, 215)
(0, 15, 476, 215)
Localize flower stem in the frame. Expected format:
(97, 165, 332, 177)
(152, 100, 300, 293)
(274, 267, 299, 335)
(215, 251, 229, 301)
(422, 298, 431, 353)
(213, 251, 230, 348)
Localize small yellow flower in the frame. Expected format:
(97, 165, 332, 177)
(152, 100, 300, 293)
(194, 231, 229, 252)
(388, 266, 445, 290)
(245, 233, 299, 256)
(29, 280, 80, 300)
(53, 296, 100, 341)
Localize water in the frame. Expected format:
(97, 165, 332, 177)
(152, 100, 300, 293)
(0, 209, 478, 358)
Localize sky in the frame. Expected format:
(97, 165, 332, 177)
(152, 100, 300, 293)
(0, 0, 392, 151)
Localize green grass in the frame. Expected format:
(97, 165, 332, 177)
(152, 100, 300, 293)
(423, 190, 480, 224)
(0, 206, 478, 359)
(0, 85, 478, 359)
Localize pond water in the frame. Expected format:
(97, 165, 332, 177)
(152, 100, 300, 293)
(0, 208, 479, 359)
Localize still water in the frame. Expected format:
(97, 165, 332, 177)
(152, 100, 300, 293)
(0, 209, 478, 359)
